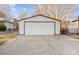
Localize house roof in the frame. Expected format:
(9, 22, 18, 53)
(0, 20, 16, 26)
(18, 14, 61, 22)
(72, 20, 79, 22)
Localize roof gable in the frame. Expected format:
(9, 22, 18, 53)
(18, 14, 61, 22)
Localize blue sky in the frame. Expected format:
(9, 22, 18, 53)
(12, 4, 35, 17)
(11, 4, 79, 18)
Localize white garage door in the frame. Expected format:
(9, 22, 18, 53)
(24, 21, 55, 35)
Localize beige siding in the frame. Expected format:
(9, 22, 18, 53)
(19, 16, 60, 35)
(19, 21, 24, 34)
(55, 21, 60, 34)
(4, 22, 16, 30)
(68, 22, 78, 29)
(23, 16, 55, 22)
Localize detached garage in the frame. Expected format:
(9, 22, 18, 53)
(18, 15, 61, 35)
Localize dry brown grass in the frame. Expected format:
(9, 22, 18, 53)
(0, 32, 18, 45)
(68, 34, 79, 39)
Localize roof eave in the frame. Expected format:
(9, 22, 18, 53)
(18, 14, 61, 22)
(72, 20, 79, 22)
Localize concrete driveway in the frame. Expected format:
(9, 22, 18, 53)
(0, 35, 79, 55)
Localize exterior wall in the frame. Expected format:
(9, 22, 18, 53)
(19, 21, 24, 34)
(4, 22, 16, 31)
(55, 21, 60, 34)
(19, 16, 60, 35)
(68, 22, 78, 33)
(68, 22, 78, 29)
(23, 16, 55, 22)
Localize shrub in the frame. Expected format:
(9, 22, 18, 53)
(0, 23, 6, 31)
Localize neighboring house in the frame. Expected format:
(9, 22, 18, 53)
(18, 14, 61, 35)
(0, 20, 16, 31)
(68, 21, 78, 33)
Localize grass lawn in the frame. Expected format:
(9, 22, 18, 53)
(0, 32, 18, 45)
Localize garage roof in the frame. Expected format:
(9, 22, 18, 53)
(18, 14, 61, 22)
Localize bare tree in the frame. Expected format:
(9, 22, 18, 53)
(11, 18, 18, 30)
(18, 9, 28, 19)
(35, 4, 76, 21)
(0, 4, 13, 20)
(35, 4, 76, 34)
(0, 12, 6, 18)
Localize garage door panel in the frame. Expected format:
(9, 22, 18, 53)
(25, 22, 54, 35)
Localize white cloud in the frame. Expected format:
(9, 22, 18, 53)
(8, 4, 18, 18)
(11, 7, 17, 12)
(9, 4, 15, 7)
